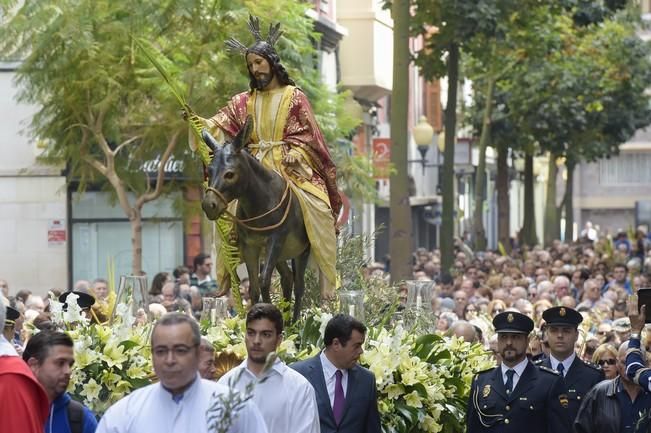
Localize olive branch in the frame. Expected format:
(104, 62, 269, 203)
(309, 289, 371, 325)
(206, 352, 277, 433)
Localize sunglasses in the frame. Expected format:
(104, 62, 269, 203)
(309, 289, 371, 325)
(597, 359, 616, 366)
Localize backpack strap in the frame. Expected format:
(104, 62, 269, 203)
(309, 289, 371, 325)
(67, 399, 84, 433)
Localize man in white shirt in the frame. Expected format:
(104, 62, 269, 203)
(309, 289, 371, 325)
(218, 303, 320, 433)
(96, 312, 267, 433)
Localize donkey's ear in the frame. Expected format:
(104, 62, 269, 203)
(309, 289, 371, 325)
(201, 129, 219, 153)
(234, 115, 254, 152)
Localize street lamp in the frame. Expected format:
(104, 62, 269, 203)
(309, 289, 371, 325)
(411, 116, 435, 174)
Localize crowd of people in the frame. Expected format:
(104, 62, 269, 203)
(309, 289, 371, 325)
(357, 225, 651, 433)
(3, 225, 651, 432)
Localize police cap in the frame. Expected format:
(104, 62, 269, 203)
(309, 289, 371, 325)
(542, 306, 582, 327)
(5, 306, 19, 326)
(493, 311, 534, 334)
(58, 291, 95, 310)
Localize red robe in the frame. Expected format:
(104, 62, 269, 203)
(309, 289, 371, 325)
(210, 87, 342, 218)
(0, 356, 50, 433)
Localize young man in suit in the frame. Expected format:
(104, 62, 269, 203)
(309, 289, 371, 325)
(292, 314, 381, 433)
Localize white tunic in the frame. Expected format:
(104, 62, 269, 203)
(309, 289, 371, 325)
(218, 359, 320, 433)
(96, 374, 268, 433)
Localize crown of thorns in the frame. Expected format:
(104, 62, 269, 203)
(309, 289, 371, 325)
(225, 15, 283, 55)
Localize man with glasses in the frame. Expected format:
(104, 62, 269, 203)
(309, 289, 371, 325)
(96, 313, 267, 433)
(537, 306, 604, 423)
(190, 253, 218, 296)
(575, 341, 651, 433)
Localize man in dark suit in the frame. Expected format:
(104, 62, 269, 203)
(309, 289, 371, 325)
(537, 306, 604, 422)
(466, 311, 572, 433)
(291, 314, 381, 433)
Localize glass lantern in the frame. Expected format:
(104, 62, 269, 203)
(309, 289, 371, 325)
(339, 290, 365, 322)
(111, 275, 149, 323)
(405, 280, 434, 313)
(201, 296, 230, 325)
(200, 297, 216, 323)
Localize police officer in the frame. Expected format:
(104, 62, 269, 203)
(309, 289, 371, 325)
(3, 306, 20, 343)
(466, 311, 572, 433)
(538, 306, 604, 422)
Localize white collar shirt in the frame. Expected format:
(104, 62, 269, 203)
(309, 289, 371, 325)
(500, 357, 529, 391)
(320, 350, 348, 407)
(550, 353, 576, 377)
(95, 374, 268, 433)
(218, 358, 320, 433)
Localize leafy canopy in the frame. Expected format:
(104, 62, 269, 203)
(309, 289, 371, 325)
(0, 0, 371, 200)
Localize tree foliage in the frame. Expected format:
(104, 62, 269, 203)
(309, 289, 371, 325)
(0, 0, 372, 272)
(0, 0, 371, 205)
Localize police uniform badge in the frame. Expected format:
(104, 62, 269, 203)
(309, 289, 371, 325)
(559, 307, 566, 317)
(558, 394, 569, 408)
(483, 384, 491, 398)
(507, 313, 514, 323)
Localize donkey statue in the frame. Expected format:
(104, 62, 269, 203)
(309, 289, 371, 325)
(200, 116, 309, 321)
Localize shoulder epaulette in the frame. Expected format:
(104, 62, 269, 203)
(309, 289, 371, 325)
(476, 366, 497, 375)
(473, 366, 496, 381)
(538, 365, 560, 375)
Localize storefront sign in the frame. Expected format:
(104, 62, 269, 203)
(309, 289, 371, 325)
(140, 156, 185, 176)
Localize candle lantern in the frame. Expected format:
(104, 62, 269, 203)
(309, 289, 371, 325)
(405, 280, 434, 313)
(339, 290, 365, 322)
(111, 275, 149, 323)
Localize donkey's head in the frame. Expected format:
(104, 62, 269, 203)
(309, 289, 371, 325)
(201, 115, 254, 220)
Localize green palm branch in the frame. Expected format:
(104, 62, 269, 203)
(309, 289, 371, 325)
(135, 36, 242, 314)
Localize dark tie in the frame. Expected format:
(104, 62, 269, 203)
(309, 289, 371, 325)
(333, 370, 345, 425)
(557, 362, 565, 377)
(505, 369, 515, 394)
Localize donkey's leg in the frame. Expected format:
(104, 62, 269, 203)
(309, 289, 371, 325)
(260, 237, 285, 304)
(276, 261, 293, 318)
(292, 246, 311, 322)
(241, 247, 261, 304)
(276, 261, 293, 301)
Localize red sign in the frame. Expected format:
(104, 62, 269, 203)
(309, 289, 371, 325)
(48, 220, 67, 246)
(372, 138, 391, 179)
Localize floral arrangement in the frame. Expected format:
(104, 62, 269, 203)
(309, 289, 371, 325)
(50, 294, 153, 415)
(54, 292, 492, 429)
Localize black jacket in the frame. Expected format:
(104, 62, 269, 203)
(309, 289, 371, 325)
(537, 355, 604, 421)
(574, 377, 621, 433)
(466, 361, 573, 433)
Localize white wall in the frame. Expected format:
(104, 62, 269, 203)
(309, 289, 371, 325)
(0, 67, 68, 295)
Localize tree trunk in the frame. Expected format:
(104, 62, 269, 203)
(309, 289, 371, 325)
(564, 159, 576, 242)
(521, 152, 538, 246)
(388, 0, 412, 282)
(440, 43, 460, 273)
(496, 141, 510, 253)
(472, 76, 495, 252)
(543, 155, 559, 246)
(130, 208, 143, 275)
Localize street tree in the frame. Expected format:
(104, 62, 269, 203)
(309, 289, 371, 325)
(0, 0, 365, 275)
(410, 0, 508, 271)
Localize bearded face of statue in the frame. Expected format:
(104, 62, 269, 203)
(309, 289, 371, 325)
(246, 52, 275, 90)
